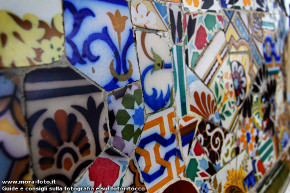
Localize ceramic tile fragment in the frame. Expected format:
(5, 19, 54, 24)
(25, 67, 107, 188)
(263, 30, 281, 78)
(63, 0, 140, 91)
(193, 30, 227, 82)
(186, 139, 217, 189)
(122, 159, 147, 193)
(248, 12, 264, 68)
(183, 0, 221, 13)
(131, 0, 168, 31)
(229, 54, 251, 107)
(0, 0, 64, 67)
(257, 131, 276, 172)
(72, 148, 129, 193)
(184, 13, 224, 69)
(224, 11, 250, 52)
(178, 115, 199, 157)
(187, 69, 221, 126)
(135, 107, 184, 193)
(217, 133, 237, 170)
(254, 0, 267, 11)
(208, 53, 238, 131)
(135, 31, 173, 113)
(108, 83, 145, 156)
(235, 150, 255, 189)
(206, 150, 250, 193)
(195, 119, 228, 166)
(169, 4, 183, 44)
(172, 45, 188, 117)
(221, 0, 254, 10)
(0, 73, 34, 191)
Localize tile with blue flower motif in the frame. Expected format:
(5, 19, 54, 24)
(0, 72, 34, 192)
(135, 31, 173, 114)
(108, 83, 145, 156)
(131, 0, 168, 31)
(63, 0, 140, 91)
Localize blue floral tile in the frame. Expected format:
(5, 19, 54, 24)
(25, 67, 107, 188)
(63, 0, 140, 91)
(0, 72, 34, 191)
(108, 83, 145, 156)
(135, 31, 173, 113)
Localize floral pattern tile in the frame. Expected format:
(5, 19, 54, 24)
(131, 0, 168, 31)
(169, 4, 183, 44)
(0, 0, 289, 192)
(25, 67, 107, 188)
(135, 107, 184, 193)
(187, 69, 221, 126)
(72, 148, 129, 193)
(63, 0, 140, 91)
(108, 83, 145, 156)
(0, 73, 33, 191)
(183, 0, 221, 13)
(229, 53, 252, 107)
(208, 53, 238, 131)
(204, 151, 248, 193)
(135, 31, 173, 113)
(0, 0, 64, 67)
(184, 13, 224, 69)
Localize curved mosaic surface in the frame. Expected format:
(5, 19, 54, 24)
(0, 0, 289, 193)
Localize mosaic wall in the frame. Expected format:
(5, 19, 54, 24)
(0, 0, 290, 192)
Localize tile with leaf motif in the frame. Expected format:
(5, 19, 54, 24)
(0, 0, 64, 67)
(135, 31, 173, 114)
